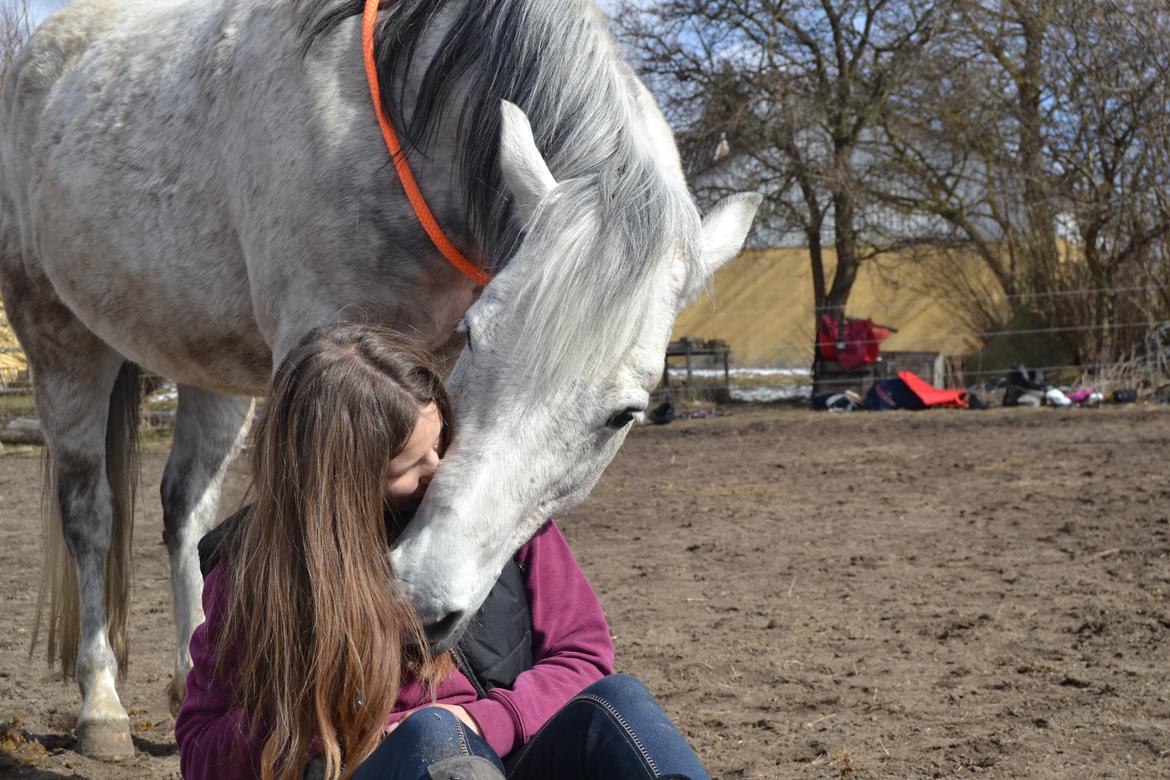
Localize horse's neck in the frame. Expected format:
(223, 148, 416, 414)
(214, 4, 480, 357)
(291, 0, 675, 334)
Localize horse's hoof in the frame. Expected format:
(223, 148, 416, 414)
(76, 717, 134, 761)
(166, 674, 187, 718)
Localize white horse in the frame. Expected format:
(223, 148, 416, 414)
(0, 0, 760, 759)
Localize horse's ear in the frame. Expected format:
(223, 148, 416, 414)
(700, 193, 762, 273)
(499, 101, 557, 225)
(674, 193, 762, 306)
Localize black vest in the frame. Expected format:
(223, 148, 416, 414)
(197, 509, 533, 694)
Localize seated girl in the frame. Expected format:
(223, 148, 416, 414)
(175, 323, 710, 780)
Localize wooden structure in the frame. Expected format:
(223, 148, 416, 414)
(811, 360, 875, 397)
(812, 350, 947, 398)
(878, 351, 947, 388)
(663, 337, 731, 388)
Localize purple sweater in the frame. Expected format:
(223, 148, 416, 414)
(175, 521, 614, 779)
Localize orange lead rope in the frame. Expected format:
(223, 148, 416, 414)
(362, 0, 492, 286)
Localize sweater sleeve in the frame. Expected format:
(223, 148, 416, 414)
(461, 521, 614, 757)
(174, 566, 264, 780)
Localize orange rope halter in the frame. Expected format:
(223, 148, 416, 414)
(362, 0, 492, 286)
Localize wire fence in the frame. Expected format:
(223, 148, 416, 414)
(2, 291, 1169, 406)
(698, 319, 1170, 358)
(744, 318, 1170, 349)
(669, 283, 1170, 402)
(812, 282, 1170, 314)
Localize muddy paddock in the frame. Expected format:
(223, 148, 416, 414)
(2, 405, 1168, 779)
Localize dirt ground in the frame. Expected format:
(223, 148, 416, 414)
(1, 405, 1168, 779)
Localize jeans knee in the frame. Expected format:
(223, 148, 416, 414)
(579, 673, 651, 708)
(394, 706, 465, 743)
(356, 707, 493, 780)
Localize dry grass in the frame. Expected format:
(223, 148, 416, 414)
(827, 748, 861, 776)
(1083, 346, 1170, 397)
(0, 391, 35, 418)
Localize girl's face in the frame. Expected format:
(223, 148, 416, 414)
(384, 403, 443, 513)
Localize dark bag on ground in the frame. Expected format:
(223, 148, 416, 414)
(649, 400, 675, 425)
(1003, 364, 1046, 407)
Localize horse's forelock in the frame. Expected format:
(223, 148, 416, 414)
(503, 170, 700, 393)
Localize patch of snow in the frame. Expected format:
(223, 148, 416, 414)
(730, 384, 812, 403)
(666, 367, 811, 379)
(148, 383, 178, 403)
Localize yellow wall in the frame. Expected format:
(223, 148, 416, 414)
(673, 248, 981, 366)
(0, 305, 28, 373)
(0, 250, 983, 373)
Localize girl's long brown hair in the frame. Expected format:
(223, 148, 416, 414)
(216, 324, 453, 780)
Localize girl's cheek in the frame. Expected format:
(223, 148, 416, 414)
(385, 476, 407, 499)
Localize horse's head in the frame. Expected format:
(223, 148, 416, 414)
(391, 102, 760, 647)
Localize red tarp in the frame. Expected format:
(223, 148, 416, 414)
(817, 315, 892, 369)
(898, 371, 969, 409)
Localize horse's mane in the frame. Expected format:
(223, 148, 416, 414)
(301, 0, 701, 383)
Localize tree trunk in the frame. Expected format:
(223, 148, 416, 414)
(827, 187, 860, 314)
(813, 156, 863, 391)
(809, 230, 827, 318)
(1016, 6, 1059, 298)
(1094, 265, 1117, 366)
(808, 227, 828, 382)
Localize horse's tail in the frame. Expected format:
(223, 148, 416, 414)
(103, 362, 141, 675)
(32, 362, 140, 678)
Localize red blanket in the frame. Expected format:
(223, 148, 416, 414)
(817, 315, 891, 369)
(898, 371, 968, 409)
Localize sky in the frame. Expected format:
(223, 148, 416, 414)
(29, 0, 64, 25)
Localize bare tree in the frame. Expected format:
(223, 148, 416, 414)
(877, 0, 1170, 365)
(1047, 1, 1170, 363)
(876, 2, 1060, 300)
(615, 0, 940, 365)
(0, 0, 32, 89)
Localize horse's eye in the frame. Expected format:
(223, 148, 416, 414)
(606, 407, 644, 430)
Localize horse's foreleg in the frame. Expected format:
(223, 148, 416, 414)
(161, 386, 253, 715)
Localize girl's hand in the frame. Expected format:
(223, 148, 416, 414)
(384, 704, 482, 737)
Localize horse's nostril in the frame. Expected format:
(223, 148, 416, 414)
(424, 610, 466, 648)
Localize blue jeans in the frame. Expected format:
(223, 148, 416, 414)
(352, 674, 711, 780)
